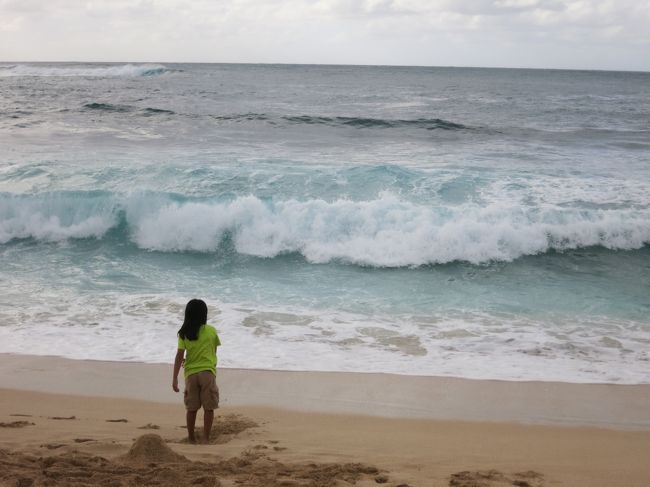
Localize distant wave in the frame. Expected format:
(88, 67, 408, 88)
(76, 108, 468, 130)
(211, 113, 270, 122)
(82, 103, 175, 116)
(83, 102, 132, 113)
(1, 192, 648, 266)
(142, 107, 175, 116)
(283, 115, 467, 130)
(0, 64, 172, 77)
(206, 113, 469, 131)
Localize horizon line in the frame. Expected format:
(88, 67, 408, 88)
(1, 60, 649, 74)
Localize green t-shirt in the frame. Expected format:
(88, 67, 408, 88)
(177, 324, 221, 379)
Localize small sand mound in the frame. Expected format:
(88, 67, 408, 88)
(0, 446, 380, 487)
(120, 434, 188, 465)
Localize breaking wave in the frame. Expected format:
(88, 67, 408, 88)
(1, 192, 648, 267)
(0, 64, 172, 77)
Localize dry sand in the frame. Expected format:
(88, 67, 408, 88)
(0, 354, 649, 487)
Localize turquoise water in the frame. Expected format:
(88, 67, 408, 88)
(1, 63, 649, 382)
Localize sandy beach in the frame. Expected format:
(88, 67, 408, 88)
(0, 354, 649, 487)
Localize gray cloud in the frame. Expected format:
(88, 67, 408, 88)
(0, 0, 648, 70)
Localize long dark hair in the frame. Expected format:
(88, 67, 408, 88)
(178, 299, 208, 341)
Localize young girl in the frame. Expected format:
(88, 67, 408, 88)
(172, 299, 221, 444)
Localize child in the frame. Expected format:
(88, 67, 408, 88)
(172, 299, 221, 444)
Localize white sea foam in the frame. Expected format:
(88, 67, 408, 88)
(0, 293, 647, 384)
(130, 194, 650, 265)
(485, 174, 650, 209)
(2, 193, 649, 265)
(0, 64, 171, 77)
(0, 194, 118, 243)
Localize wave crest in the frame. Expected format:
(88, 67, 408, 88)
(130, 195, 650, 265)
(0, 192, 118, 243)
(2, 193, 649, 266)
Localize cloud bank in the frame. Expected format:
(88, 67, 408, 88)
(1, 0, 649, 70)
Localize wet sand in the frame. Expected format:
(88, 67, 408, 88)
(1, 354, 649, 486)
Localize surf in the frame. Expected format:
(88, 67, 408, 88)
(2, 191, 648, 267)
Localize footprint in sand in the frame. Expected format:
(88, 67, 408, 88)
(266, 439, 287, 451)
(106, 418, 129, 423)
(178, 414, 259, 445)
(137, 423, 160, 430)
(41, 443, 66, 449)
(449, 469, 545, 487)
(48, 415, 76, 420)
(0, 421, 35, 428)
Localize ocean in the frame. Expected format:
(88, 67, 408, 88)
(1, 63, 648, 383)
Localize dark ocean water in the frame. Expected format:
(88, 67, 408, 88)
(1, 63, 648, 382)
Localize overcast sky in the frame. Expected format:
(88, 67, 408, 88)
(1, 0, 649, 71)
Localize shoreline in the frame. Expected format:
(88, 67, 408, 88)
(1, 353, 648, 430)
(1, 353, 649, 486)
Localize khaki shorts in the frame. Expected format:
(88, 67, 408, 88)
(184, 371, 219, 411)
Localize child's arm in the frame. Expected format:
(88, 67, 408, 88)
(172, 349, 185, 392)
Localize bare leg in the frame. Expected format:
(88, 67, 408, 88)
(186, 410, 198, 444)
(203, 409, 214, 444)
